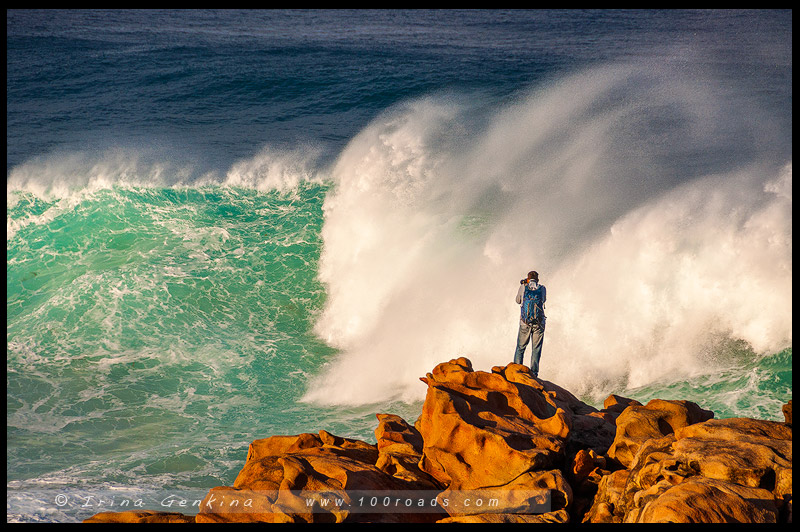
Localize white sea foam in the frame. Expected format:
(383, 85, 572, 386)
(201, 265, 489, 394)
(302, 62, 793, 405)
(6, 144, 324, 240)
(6, 61, 791, 409)
(220, 144, 325, 191)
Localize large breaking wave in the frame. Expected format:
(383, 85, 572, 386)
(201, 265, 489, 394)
(303, 61, 792, 405)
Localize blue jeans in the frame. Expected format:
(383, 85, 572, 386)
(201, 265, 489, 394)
(514, 320, 545, 377)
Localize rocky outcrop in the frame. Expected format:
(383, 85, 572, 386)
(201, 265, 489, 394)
(584, 413, 792, 523)
(374, 413, 442, 490)
(83, 510, 195, 523)
(194, 429, 443, 523)
(605, 398, 715, 468)
(85, 358, 792, 524)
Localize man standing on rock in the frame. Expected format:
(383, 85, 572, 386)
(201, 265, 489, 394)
(514, 270, 546, 377)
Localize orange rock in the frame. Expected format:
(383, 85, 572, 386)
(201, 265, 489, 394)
(85, 359, 792, 525)
(244, 430, 378, 465)
(600, 393, 643, 427)
(498, 364, 619, 454)
(438, 468, 572, 518)
(416, 358, 570, 490)
(83, 510, 195, 523)
(675, 416, 793, 442)
(569, 447, 611, 521)
(637, 476, 779, 523)
(373, 413, 443, 490)
(196, 429, 439, 523)
(603, 394, 643, 413)
(586, 407, 792, 523)
(607, 399, 714, 468)
(672, 418, 792, 500)
(582, 469, 630, 523)
(374, 413, 424, 452)
(571, 449, 604, 483)
(436, 508, 571, 523)
(435, 468, 572, 523)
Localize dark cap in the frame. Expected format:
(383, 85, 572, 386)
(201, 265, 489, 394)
(528, 271, 539, 282)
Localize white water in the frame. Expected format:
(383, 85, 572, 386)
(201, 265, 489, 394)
(7, 60, 791, 409)
(303, 62, 793, 405)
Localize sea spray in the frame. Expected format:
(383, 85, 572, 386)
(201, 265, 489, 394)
(302, 61, 792, 406)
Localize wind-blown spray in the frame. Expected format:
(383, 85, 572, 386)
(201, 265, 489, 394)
(303, 62, 792, 406)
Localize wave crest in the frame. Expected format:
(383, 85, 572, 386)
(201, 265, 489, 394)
(303, 62, 792, 406)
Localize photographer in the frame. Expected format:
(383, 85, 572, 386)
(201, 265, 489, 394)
(514, 270, 546, 377)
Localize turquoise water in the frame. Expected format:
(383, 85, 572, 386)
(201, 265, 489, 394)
(6, 178, 791, 522)
(7, 10, 791, 522)
(7, 181, 427, 520)
(623, 348, 792, 421)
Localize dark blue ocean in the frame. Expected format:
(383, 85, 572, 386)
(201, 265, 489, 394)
(7, 10, 792, 522)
